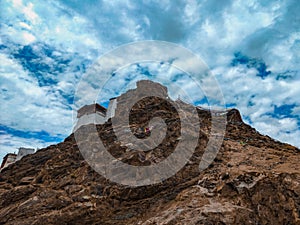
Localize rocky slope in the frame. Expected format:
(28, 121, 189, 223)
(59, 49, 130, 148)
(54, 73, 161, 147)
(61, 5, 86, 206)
(0, 81, 299, 225)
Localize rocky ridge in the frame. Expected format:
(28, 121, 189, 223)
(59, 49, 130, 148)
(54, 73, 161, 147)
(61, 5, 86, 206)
(0, 80, 299, 225)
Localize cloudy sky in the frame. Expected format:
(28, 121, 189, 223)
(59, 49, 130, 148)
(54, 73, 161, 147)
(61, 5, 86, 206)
(0, 0, 299, 159)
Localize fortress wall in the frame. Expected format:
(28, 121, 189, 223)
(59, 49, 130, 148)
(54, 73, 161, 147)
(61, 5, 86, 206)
(106, 98, 117, 120)
(16, 148, 35, 161)
(73, 112, 106, 132)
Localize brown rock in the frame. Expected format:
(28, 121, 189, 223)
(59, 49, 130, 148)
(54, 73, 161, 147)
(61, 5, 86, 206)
(0, 80, 299, 224)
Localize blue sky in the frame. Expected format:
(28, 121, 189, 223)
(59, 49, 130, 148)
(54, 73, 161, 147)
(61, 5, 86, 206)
(0, 0, 299, 159)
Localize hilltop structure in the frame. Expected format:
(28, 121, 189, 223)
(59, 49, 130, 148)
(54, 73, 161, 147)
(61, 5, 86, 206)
(16, 147, 35, 161)
(0, 147, 35, 172)
(73, 80, 170, 132)
(0, 80, 299, 224)
(0, 153, 16, 171)
(73, 98, 117, 132)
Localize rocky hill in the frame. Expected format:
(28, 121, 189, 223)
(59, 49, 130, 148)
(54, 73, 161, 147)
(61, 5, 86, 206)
(0, 81, 299, 225)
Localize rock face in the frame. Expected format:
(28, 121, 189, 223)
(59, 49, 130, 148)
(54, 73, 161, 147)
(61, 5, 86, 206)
(0, 80, 299, 225)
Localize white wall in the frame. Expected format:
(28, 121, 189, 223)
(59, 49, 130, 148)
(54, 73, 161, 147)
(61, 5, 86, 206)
(73, 112, 106, 132)
(0, 155, 16, 171)
(16, 148, 35, 161)
(106, 98, 117, 120)
(73, 99, 118, 132)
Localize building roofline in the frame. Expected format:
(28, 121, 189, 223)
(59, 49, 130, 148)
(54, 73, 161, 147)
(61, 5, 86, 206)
(77, 103, 107, 118)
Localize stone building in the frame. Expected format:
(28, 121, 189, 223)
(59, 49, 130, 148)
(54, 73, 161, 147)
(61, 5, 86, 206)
(73, 80, 172, 132)
(0, 147, 35, 172)
(73, 97, 117, 132)
(16, 147, 35, 161)
(0, 153, 17, 171)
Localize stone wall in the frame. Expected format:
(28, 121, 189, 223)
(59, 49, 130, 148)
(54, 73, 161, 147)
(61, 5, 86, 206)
(16, 148, 35, 161)
(0, 153, 16, 171)
(73, 112, 107, 132)
(106, 98, 117, 119)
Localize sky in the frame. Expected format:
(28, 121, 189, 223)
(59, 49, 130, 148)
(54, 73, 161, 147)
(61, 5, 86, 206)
(0, 0, 299, 160)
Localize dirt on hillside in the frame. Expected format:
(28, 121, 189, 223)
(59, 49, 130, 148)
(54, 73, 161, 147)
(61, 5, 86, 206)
(0, 81, 299, 225)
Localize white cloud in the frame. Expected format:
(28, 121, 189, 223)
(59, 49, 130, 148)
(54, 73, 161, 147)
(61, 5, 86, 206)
(0, 131, 56, 161)
(1, 0, 101, 57)
(0, 53, 73, 135)
(22, 32, 36, 44)
(0, 0, 299, 156)
(213, 63, 299, 148)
